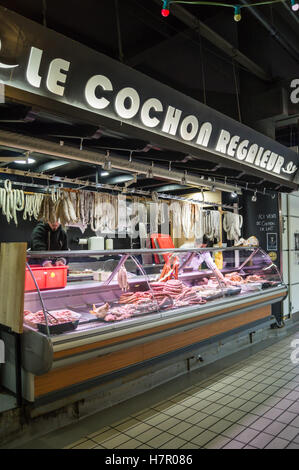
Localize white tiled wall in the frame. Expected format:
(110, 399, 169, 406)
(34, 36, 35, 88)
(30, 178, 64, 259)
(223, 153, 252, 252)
(289, 284, 299, 314)
(282, 192, 299, 318)
(288, 217, 299, 250)
(282, 296, 290, 316)
(282, 215, 288, 248)
(282, 250, 289, 285)
(281, 193, 288, 217)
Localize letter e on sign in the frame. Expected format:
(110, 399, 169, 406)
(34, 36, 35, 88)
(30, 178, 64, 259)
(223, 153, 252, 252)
(290, 339, 299, 365)
(0, 339, 4, 364)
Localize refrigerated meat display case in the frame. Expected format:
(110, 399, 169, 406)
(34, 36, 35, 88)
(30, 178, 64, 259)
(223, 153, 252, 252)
(6, 246, 287, 403)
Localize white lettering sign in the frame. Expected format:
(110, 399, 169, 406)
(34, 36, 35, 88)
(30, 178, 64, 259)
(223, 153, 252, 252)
(26, 46, 43, 88)
(46, 58, 70, 96)
(290, 79, 299, 105)
(26, 46, 70, 96)
(140, 98, 163, 128)
(114, 87, 140, 119)
(85, 75, 112, 109)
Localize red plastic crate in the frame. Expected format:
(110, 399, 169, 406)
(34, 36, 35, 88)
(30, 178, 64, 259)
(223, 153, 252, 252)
(150, 234, 175, 263)
(25, 265, 68, 291)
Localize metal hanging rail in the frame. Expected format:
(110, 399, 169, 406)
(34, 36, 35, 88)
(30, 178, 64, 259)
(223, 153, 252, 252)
(0, 168, 242, 210)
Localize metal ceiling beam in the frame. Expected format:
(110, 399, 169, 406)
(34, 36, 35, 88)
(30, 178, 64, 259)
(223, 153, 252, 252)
(0, 157, 26, 162)
(152, 0, 271, 81)
(239, 0, 299, 65)
(3, 122, 99, 138)
(0, 130, 241, 194)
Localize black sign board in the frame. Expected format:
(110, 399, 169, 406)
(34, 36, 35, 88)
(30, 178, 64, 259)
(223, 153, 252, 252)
(242, 191, 280, 269)
(0, 7, 298, 187)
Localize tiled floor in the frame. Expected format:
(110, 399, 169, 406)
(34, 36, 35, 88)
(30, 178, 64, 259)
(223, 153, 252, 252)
(18, 330, 299, 449)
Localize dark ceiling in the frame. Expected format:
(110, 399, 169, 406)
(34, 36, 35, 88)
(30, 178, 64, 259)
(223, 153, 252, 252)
(0, 0, 298, 194)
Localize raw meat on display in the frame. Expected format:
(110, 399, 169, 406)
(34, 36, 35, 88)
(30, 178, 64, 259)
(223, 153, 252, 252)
(103, 304, 137, 322)
(24, 309, 80, 328)
(159, 257, 179, 282)
(245, 275, 262, 283)
(225, 272, 243, 283)
(89, 303, 110, 318)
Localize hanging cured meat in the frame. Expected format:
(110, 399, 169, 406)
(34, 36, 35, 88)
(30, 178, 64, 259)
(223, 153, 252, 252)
(182, 203, 194, 239)
(223, 212, 243, 242)
(23, 193, 44, 221)
(38, 194, 58, 224)
(204, 210, 220, 241)
(117, 266, 129, 291)
(0, 180, 25, 226)
(194, 205, 204, 240)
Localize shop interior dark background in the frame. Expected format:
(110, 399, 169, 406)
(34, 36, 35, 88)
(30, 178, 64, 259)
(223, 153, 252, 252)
(0, 213, 131, 250)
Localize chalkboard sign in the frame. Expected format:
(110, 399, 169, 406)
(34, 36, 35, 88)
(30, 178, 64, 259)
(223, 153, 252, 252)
(241, 191, 282, 322)
(241, 191, 280, 269)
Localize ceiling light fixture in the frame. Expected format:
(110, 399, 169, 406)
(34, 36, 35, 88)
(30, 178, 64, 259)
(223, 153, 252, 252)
(251, 191, 257, 202)
(14, 157, 35, 164)
(160, 1, 294, 22)
(101, 171, 109, 177)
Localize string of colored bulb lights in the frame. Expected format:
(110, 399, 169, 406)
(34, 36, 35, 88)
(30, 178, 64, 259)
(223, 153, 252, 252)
(161, 0, 299, 20)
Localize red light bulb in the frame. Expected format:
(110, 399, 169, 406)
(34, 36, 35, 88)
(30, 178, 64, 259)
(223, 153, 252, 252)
(161, 8, 170, 17)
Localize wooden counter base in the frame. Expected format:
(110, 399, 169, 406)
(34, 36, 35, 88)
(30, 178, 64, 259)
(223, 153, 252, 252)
(35, 304, 271, 398)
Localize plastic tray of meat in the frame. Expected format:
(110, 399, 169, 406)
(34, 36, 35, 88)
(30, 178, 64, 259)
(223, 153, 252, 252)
(261, 281, 280, 289)
(224, 287, 242, 297)
(241, 283, 262, 293)
(201, 292, 223, 301)
(37, 320, 80, 335)
(36, 310, 81, 335)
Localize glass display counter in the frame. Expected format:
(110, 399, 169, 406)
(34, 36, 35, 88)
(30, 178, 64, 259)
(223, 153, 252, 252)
(24, 246, 283, 335)
(18, 247, 287, 402)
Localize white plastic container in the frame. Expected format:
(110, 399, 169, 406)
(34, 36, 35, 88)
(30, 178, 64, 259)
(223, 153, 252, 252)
(105, 239, 113, 250)
(88, 236, 104, 250)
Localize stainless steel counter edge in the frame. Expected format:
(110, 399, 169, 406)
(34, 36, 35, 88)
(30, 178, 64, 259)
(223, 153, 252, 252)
(27, 246, 259, 258)
(49, 286, 287, 352)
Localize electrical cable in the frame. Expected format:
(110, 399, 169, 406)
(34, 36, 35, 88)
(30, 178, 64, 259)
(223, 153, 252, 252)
(232, 59, 242, 122)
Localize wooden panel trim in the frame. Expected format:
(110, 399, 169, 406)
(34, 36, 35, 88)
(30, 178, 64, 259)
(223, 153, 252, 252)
(36, 305, 270, 397)
(0, 242, 27, 333)
(53, 291, 285, 360)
